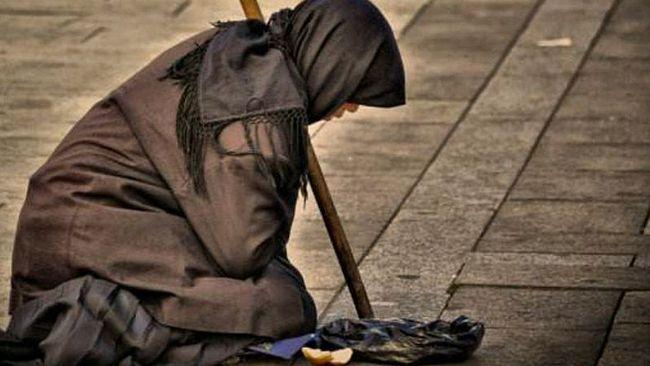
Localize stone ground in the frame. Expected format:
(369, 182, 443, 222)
(1, 0, 649, 365)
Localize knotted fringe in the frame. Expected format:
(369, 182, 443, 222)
(160, 23, 309, 199)
(160, 35, 211, 194)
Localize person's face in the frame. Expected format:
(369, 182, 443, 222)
(324, 102, 359, 121)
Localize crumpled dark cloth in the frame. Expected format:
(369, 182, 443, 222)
(315, 317, 485, 364)
(1, 275, 262, 366)
(244, 316, 484, 364)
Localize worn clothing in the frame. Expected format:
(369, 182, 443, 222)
(7, 0, 406, 363)
(9, 28, 316, 339)
(6, 275, 263, 365)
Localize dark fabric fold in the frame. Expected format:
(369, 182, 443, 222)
(3, 275, 262, 366)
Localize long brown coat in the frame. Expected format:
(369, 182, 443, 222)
(9, 28, 316, 339)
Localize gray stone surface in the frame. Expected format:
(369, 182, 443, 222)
(478, 232, 650, 254)
(456, 253, 650, 290)
(310, 121, 450, 177)
(322, 284, 449, 324)
(511, 170, 650, 202)
(341, 100, 466, 125)
(597, 324, 650, 366)
(488, 201, 648, 235)
(462, 328, 604, 366)
(399, 0, 537, 101)
(542, 117, 650, 145)
(527, 142, 650, 172)
(615, 291, 650, 324)
(462, 252, 633, 267)
(635, 253, 649, 267)
(443, 287, 620, 330)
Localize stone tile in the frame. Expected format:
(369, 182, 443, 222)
(288, 218, 379, 254)
(489, 200, 648, 235)
(568, 81, 650, 111)
(615, 291, 650, 324)
(443, 287, 619, 330)
(465, 252, 632, 267)
(314, 120, 449, 150)
(478, 232, 650, 254)
(358, 249, 464, 294)
(341, 100, 466, 125)
(374, 210, 485, 255)
(462, 328, 604, 366)
(543, 117, 650, 145)
(456, 254, 650, 290)
(424, 118, 542, 177)
(469, 0, 616, 119)
(590, 0, 650, 59)
(635, 253, 649, 267)
(400, 0, 538, 100)
(322, 280, 449, 324)
(511, 169, 650, 202)
(289, 248, 345, 291)
(557, 92, 650, 121)
(528, 141, 650, 172)
(598, 324, 650, 366)
(310, 121, 445, 177)
(297, 175, 414, 225)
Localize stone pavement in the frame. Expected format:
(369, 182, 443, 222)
(1, 0, 649, 365)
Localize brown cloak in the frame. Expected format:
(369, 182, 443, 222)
(9, 28, 315, 339)
(8, 0, 405, 352)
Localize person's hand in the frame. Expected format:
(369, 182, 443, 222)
(324, 103, 359, 121)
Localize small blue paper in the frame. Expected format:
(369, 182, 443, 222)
(247, 333, 318, 360)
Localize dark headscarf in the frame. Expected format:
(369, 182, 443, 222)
(165, 0, 405, 192)
(287, 0, 406, 121)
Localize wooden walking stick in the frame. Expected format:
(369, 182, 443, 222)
(239, 0, 374, 319)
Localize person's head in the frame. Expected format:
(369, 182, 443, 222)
(286, 0, 406, 122)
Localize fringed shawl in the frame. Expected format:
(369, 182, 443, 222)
(161, 0, 405, 195)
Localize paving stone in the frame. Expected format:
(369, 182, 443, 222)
(615, 291, 650, 324)
(528, 141, 650, 172)
(478, 232, 650, 254)
(288, 218, 380, 254)
(423, 118, 543, 177)
(590, 0, 650, 58)
(488, 200, 648, 235)
(511, 169, 650, 202)
(342, 100, 466, 125)
(544, 117, 650, 145)
(311, 120, 449, 178)
(400, 0, 538, 100)
(358, 249, 465, 293)
(298, 176, 414, 224)
(465, 252, 632, 267)
(443, 287, 620, 330)
(461, 328, 604, 366)
(456, 253, 650, 290)
(634, 253, 649, 267)
(321, 280, 449, 325)
(469, 0, 616, 119)
(377, 209, 488, 255)
(289, 248, 345, 291)
(598, 324, 650, 366)
(558, 91, 650, 121)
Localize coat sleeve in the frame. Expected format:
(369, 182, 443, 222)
(197, 119, 301, 280)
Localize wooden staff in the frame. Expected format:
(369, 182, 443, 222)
(239, 0, 374, 319)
